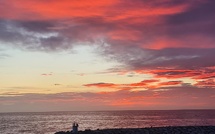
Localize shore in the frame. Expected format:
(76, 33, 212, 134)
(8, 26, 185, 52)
(55, 126, 215, 134)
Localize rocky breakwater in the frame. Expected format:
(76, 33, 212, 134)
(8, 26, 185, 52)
(55, 126, 215, 134)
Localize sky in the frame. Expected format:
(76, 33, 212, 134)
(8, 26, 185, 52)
(0, 0, 215, 112)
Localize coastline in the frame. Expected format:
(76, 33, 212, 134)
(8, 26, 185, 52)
(55, 126, 215, 134)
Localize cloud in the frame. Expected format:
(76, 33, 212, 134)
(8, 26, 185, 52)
(149, 69, 199, 79)
(1, 0, 215, 111)
(147, 66, 215, 81)
(84, 82, 117, 88)
(0, 20, 73, 51)
(0, 0, 192, 20)
(1, 86, 215, 111)
(195, 79, 215, 88)
(167, 0, 215, 36)
(84, 79, 184, 90)
(125, 80, 159, 88)
(1, 0, 213, 51)
(103, 47, 215, 84)
(157, 81, 182, 87)
(54, 84, 61, 86)
(0, 1, 214, 80)
(41, 73, 52, 76)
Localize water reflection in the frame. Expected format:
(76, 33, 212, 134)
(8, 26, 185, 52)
(0, 110, 215, 134)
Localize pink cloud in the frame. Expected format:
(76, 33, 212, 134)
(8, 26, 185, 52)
(0, 0, 191, 21)
(195, 79, 215, 88)
(1, 86, 215, 111)
(84, 79, 183, 90)
(1, 0, 215, 111)
(84, 82, 117, 88)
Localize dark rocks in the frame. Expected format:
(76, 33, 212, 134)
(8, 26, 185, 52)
(55, 131, 72, 134)
(55, 126, 215, 134)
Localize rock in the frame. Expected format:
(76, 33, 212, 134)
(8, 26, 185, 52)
(55, 126, 215, 134)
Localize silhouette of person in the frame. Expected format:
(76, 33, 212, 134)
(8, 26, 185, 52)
(72, 122, 78, 133)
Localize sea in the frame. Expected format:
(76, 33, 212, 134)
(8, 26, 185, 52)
(0, 110, 215, 134)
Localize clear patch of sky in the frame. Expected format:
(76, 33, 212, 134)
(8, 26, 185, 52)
(0, 43, 149, 94)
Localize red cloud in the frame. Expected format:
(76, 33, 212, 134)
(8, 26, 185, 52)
(1, 0, 215, 111)
(158, 81, 182, 87)
(195, 79, 215, 88)
(128, 66, 215, 80)
(0, 0, 117, 20)
(126, 79, 159, 87)
(1, 86, 215, 111)
(145, 68, 200, 78)
(1, 0, 214, 54)
(83, 80, 159, 90)
(0, 0, 190, 21)
(104, 65, 215, 89)
(84, 82, 116, 88)
(84, 79, 185, 91)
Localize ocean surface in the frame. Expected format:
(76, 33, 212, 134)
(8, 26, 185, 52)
(0, 110, 215, 134)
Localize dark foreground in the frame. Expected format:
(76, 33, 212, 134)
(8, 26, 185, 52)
(55, 126, 215, 134)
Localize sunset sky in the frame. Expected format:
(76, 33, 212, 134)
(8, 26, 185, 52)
(0, 0, 215, 112)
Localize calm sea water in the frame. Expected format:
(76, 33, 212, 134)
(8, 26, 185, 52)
(0, 110, 215, 134)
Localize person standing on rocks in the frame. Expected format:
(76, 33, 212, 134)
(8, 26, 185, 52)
(72, 122, 79, 133)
